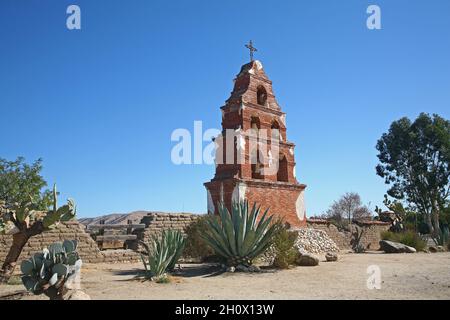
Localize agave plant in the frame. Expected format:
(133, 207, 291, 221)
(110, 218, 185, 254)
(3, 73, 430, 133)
(141, 229, 186, 281)
(20, 240, 82, 300)
(202, 200, 277, 268)
(165, 229, 186, 271)
(433, 226, 449, 246)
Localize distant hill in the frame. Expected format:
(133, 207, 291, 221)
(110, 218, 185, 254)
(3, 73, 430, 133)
(77, 210, 202, 227)
(77, 211, 151, 227)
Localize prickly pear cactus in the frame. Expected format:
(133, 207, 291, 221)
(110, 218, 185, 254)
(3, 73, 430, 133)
(0, 185, 76, 236)
(20, 240, 82, 300)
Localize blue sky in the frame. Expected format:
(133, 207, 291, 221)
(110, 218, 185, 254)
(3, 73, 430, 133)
(0, 0, 449, 218)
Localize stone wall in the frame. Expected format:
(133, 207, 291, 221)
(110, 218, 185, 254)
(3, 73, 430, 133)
(0, 221, 140, 270)
(133, 213, 199, 247)
(306, 219, 390, 251)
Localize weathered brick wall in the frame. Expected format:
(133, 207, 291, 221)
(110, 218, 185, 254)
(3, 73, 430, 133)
(307, 220, 390, 251)
(0, 221, 140, 269)
(133, 213, 199, 247)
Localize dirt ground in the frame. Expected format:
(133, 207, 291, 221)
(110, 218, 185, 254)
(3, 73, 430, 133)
(1, 252, 449, 300)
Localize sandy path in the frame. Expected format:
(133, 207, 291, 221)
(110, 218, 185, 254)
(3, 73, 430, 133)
(1, 252, 449, 300)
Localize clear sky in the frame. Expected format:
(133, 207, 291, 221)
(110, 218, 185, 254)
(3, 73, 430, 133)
(0, 0, 449, 218)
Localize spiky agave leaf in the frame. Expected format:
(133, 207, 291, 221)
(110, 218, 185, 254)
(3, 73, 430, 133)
(202, 200, 277, 267)
(165, 229, 186, 271)
(141, 232, 180, 279)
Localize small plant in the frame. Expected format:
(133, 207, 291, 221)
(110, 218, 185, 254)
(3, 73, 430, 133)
(165, 229, 186, 271)
(271, 221, 299, 269)
(6, 275, 22, 285)
(141, 229, 185, 282)
(202, 200, 277, 269)
(351, 225, 366, 253)
(20, 240, 82, 300)
(381, 230, 427, 251)
(183, 215, 216, 261)
(433, 226, 449, 247)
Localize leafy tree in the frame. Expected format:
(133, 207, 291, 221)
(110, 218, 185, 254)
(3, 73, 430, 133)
(0, 157, 52, 210)
(326, 192, 372, 225)
(376, 113, 450, 236)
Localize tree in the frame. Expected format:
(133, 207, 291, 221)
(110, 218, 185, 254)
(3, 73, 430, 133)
(0, 157, 52, 210)
(376, 113, 450, 236)
(326, 192, 372, 225)
(0, 157, 76, 283)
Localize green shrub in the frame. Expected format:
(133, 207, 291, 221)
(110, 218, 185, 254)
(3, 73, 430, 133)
(271, 225, 299, 269)
(183, 215, 216, 261)
(202, 200, 277, 268)
(141, 229, 185, 282)
(6, 275, 23, 285)
(381, 230, 427, 251)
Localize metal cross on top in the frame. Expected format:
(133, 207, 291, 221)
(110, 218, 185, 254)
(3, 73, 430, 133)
(245, 40, 257, 62)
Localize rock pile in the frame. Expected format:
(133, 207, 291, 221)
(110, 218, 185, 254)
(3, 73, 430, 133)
(292, 228, 340, 254)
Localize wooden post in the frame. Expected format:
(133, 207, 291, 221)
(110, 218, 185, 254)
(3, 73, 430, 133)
(126, 220, 132, 235)
(124, 219, 132, 249)
(98, 219, 105, 250)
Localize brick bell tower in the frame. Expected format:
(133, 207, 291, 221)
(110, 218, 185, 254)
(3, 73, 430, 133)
(204, 43, 307, 227)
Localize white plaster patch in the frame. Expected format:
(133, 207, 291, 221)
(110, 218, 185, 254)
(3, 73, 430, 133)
(207, 190, 215, 214)
(268, 150, 273, 167)
(293, 165, 296, 178)
(280, 114, 286, 126)
(289, 147, 294, 155)
(254, 60, 263, 70)
(231, 182, 247, 204)
(220, 183, 224, 202)
(295, 191, 306, 221)
(237, 134, 246, 151)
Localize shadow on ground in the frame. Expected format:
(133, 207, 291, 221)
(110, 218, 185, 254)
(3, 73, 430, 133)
(111, 263, 225, 280)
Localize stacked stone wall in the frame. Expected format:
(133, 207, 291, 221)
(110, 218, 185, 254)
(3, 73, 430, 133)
(134, 213, 200, 246)
(0, 221, 140, 271)
(306, 219, 390, 251)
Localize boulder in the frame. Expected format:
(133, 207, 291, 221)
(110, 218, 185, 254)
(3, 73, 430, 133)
(379, 240, 416, 253)
(296, 253, 319, 266)
(325, 252, 338, 262)
(429, 246, 445, 253)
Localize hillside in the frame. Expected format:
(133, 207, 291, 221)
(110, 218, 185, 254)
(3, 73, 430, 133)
(77, 210, 202, 227)
(77, 211, 151, 226)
